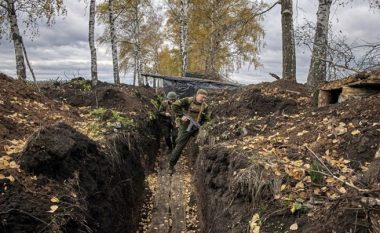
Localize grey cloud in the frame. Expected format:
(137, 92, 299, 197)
(1, 0, 379, 85)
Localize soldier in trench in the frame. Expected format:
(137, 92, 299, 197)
(158, 91, 178, 153)
(169, 89, 209, 175)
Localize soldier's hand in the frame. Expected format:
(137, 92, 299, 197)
(181, 116, 189, 122)
(165, 112, 171, 117)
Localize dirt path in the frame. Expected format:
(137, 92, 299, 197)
(139, 151, 200, 233)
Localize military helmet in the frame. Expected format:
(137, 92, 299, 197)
(167, 91, 177, 100)
(196, 89, 208, 96)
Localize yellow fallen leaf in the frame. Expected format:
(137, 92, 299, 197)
(351, 130, 360, 136)
(326, 177, 335, 184)
(295, 181, 304, 189)
(335, 126, 347, 136)
(290, 223, 298, 231)
(297, 130, 309, 136)
(2, 160, 9, 168)
(0, 174, 5, 179)
(50, 197, 60, 203)
(9, 161, 19, 169)
(6, 175, 15, 182)
(338, 187, 347, 194)
(314, 188, 321, 195)
(249, 213, 260, 233)
(281, 184, 287, 191)
(48, 205, 59, 213)
(303, 176, 312, 183)
(292, 160, 303, 167)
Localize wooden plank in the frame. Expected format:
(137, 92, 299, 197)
(318, 90, 333, 107)
(169, 163, 187, 233)
(148, 156, 170, 233)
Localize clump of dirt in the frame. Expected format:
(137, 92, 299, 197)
(0, 74, 161, 233)
(0, 73, 80, 154)
(20, 122, 100, 181)
(192, 78, 380, 233)
(40, 78, 156, 121)
(209, 79, 310, 118)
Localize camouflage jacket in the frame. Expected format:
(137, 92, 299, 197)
(172, 97, 209, 126)
(158, 100, 175, 123)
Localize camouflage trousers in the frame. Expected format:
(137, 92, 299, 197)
(161, 122, 178, 151)
(169, 124, 198, 167)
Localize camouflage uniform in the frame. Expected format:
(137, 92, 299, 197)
(158, 100, 178, 151)
(169, 96, 209, 167)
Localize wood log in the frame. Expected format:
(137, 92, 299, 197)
(318, 90, 333, 107)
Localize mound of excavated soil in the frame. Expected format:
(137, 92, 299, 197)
(192, 79, 380, 233)
(0, 73, 81, 155)
(208, 79, 310, 118)
(0, 74, 160, 233)
(20, 122, 102, 181)
(41, 78, 156, 121)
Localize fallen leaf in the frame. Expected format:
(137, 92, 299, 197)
(338, 187, 347, 194)
(314, 188, 321, 195)
(249, 213, 260, 233)
(50, 197, 60, 203)
(335, 126, 347, 136)
(295, 181, 304, 189)
(48, 205, 59, 213)
(297, 130, 309, 136)
(290, 223, 298, 231)
(0, 174, 5, 179)
(6, 175, 15, 182)
(9, 161, 19, 169)
(351, 130, 360, 136)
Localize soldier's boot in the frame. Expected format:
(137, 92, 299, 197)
(168, 164, 176, 176)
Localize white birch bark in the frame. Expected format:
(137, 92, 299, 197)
(180, 0, 189, 77)
(6, 0, 26, 80)
(307, 0, 333, 89)
(281, 0, 296, 82)
(89, 0, 98, 87)
(109, 0, 120, 84)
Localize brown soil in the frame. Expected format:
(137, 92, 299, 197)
(0, 73, 81, 154)
(40, 78, 156, 121)
(193, 79, 380, 233)
(0, 73, 160, 233)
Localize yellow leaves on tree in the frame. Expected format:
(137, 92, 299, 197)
(166, 0, 265, 76)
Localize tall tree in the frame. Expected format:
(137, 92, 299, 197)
(179, 0, 189, 77)
(89, 0, 98, 87)
(98, 0, 158, 86)
(307, 0, 332, 89)
(0, 0, 65, 80)
(108, 0, 120, 84)
(281, 0, 296, 82)
(4, 0, 25, 80)
(166, 0, 265, 80)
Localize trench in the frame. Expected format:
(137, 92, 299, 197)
(94, 121, 203, 233)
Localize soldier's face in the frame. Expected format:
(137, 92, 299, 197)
(196, 94, 207, 103)
(168, 99, 175, 104)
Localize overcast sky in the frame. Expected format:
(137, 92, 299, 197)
(0, 0, 379, 84)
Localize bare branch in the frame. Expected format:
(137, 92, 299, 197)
(269, 72, 281, 80)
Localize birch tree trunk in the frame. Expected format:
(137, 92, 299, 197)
(108, 0, 120, 84)
(89, 0, 98, 87)
(307, 0, 332, 89)
(205, 0, 216, 75)
(180, 0, 189, 77)
(281, 0, 296, 82)
(21, 39, 37, 87)
(134, 0, 143, 86)
(6, 0, 26, 80)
